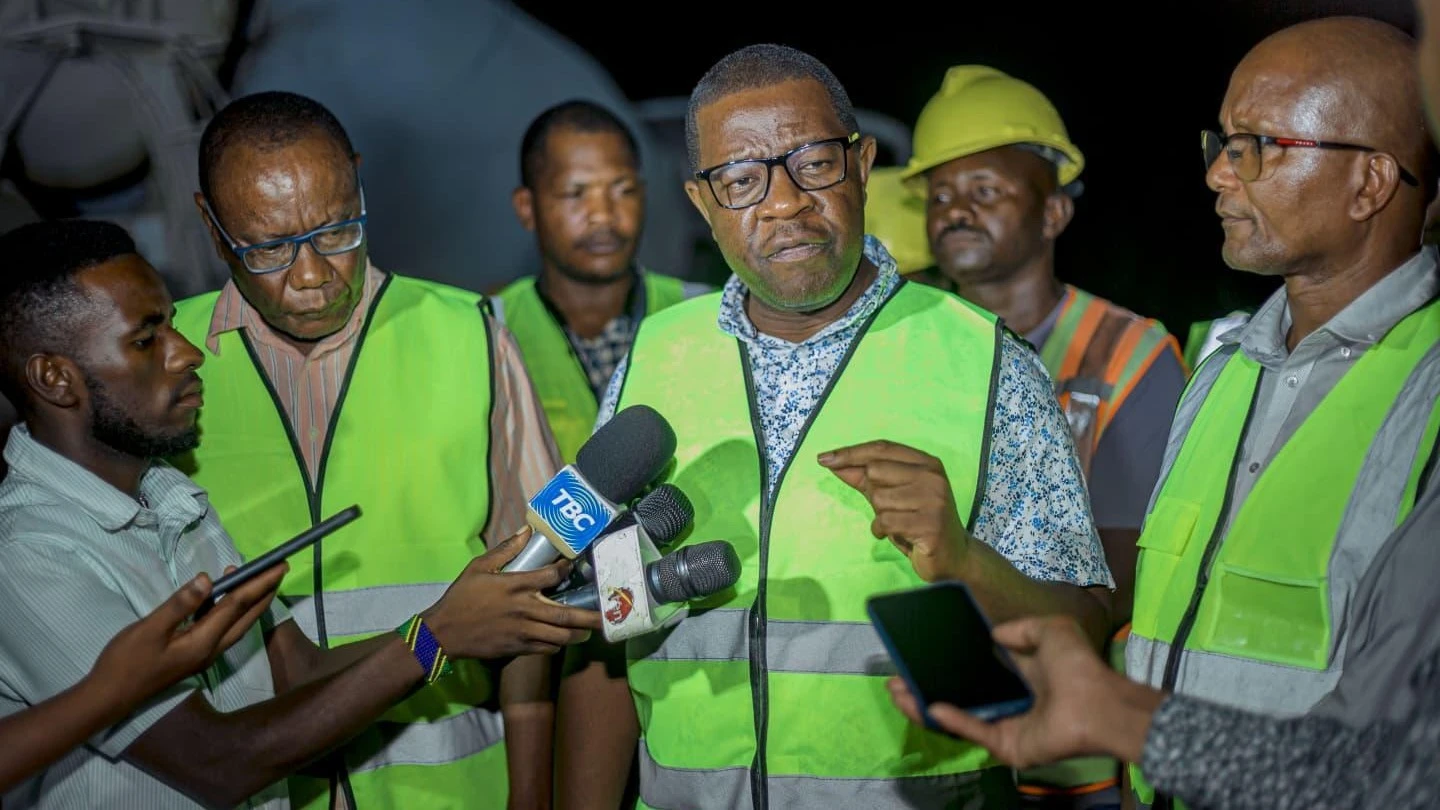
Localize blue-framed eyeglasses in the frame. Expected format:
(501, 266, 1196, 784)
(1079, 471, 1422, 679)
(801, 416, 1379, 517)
(202, 182, 368, 274)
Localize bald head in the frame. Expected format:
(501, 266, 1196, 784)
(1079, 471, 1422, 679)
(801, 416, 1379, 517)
(1232, 17, 1427, 180)
(1210, 16, 1431, 277)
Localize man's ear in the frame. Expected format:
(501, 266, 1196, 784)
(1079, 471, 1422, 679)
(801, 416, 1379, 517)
(1041, 192, 1075, 241)
(25, 354, 83, 410)
(684, 180, 714, 229)
(856, 135, 878, 188)
(512, 187, 537, 232)
(193, 192, 234, 265)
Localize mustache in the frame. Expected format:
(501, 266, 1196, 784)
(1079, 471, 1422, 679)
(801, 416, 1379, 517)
(575, 229, 629, 249)
(940, 222, 987, 239)
(172, 373, 202, 404)
(763, 226, 831, 253)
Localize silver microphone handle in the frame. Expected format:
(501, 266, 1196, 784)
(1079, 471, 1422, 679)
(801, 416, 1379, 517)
(552, 584, 600, 611)
(502, 531, 562, 572)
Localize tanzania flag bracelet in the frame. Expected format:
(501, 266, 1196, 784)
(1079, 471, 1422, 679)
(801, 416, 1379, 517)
(396, 614, 453, 683)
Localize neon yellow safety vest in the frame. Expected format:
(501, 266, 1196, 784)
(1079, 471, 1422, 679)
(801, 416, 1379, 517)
(495, 271, 688, 463)
(1020, 285, 1184, 800)
(616, 281, 1012, 810)
(1127, 298, 1440, 808)
(172, 274, 507, 810)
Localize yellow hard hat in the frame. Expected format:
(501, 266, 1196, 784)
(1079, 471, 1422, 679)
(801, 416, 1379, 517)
(865, 166, 933, 274)
(901, 65, 1084, 188)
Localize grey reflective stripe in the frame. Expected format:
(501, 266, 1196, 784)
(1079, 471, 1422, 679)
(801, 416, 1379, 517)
(345, 704, 505, 773)
(1126, 634, 1338, 715)
(1131, 340, 1440, 713)
(767, 619, 893, 675)
(630, 608, 893, 675)
(638, 742, 752, 810)
(286, 582, 449, 641)
(630, 607, 747, 662)
(638, 742, 1014, 810)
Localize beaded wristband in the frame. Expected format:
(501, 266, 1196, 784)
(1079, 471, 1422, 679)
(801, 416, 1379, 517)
(396, 614, 453, 684)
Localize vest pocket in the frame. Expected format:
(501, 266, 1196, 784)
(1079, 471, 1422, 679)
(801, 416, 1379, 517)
(1132, 499, 1199, 637)
(1203, 562, 1330, 670)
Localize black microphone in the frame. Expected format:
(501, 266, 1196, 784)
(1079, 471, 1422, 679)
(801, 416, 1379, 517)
(561, 484, 695, 592)
(552, 541, 742, 611)
(633, 483, 693, 548)
(503, 405, 676, 572)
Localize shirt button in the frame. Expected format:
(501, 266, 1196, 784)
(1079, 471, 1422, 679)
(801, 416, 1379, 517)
(309, 426, 320, 441)
(1339, 346, 1352, 359)
(1286, 375, 1298, 388)
(1248, 462, 1260, 473)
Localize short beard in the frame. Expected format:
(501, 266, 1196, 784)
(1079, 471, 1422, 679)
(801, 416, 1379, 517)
(85, 372, 198, 459)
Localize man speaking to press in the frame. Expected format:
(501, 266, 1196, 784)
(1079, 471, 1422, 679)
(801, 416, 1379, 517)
(556, 43, 1113, 810)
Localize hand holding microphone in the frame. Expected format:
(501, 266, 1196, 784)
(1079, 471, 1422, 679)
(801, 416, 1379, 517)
(416, 405, 679, 659)
(421, 526, 603, 659)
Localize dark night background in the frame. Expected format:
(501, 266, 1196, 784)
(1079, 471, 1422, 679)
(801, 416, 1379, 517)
(514, 0, 1419, 341)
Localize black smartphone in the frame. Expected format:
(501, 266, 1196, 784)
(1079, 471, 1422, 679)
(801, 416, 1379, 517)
(867, 581, 1034, 730)
(196, 505, 362, 618)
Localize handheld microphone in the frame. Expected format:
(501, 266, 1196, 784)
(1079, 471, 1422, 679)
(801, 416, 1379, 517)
(552, 541, 742, 612)
(503, 405, 676, 572)
(565, 483, 695, 591)
(555, 526, 742, 642)
(632, 484, 693, 548)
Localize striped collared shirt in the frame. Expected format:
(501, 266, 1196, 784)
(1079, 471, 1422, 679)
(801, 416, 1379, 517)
(204, 260, 560, 546)
(0, 425, 291, 809)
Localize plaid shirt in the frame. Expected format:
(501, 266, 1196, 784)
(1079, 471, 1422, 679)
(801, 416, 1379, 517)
(568, 313, 637, 398)
(534, 269, 650, 400)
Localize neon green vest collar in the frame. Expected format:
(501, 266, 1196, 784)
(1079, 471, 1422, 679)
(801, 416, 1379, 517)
(498, 271, 686, 462)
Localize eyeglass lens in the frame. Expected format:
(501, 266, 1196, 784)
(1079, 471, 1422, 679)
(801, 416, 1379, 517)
(708, 140, 849, 208)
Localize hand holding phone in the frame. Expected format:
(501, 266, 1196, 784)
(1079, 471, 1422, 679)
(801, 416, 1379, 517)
(867, 581, 1034, 733)
(195, 505, 361, 618)
(885, 615, 1160, 771)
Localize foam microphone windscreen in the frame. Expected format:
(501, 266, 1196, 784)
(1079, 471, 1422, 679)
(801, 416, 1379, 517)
(574, 405, 677, 504)
(648, 541, 742, 604)
(634, 483, 693, 546)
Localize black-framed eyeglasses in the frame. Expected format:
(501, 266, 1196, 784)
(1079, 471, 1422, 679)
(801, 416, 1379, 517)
(1202, 130, 1419, 187)
(202, 181, 368, 274)
(695, 132, 860, 210)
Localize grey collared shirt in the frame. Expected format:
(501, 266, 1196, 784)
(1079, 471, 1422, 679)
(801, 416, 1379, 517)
(1212, 247, 1439, 534)
(1139, 245, 1440, 738)
(0, 425, 291, 810)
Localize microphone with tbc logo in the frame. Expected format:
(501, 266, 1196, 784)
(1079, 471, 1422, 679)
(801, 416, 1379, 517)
(503, 405, 676, 573)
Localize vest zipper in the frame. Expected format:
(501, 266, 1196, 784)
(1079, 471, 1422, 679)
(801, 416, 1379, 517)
(733, 285, 899, 810)
(1152, 376, 1262, 810)
(237, 276, 392, 810)
(741, 353, 772, 810)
